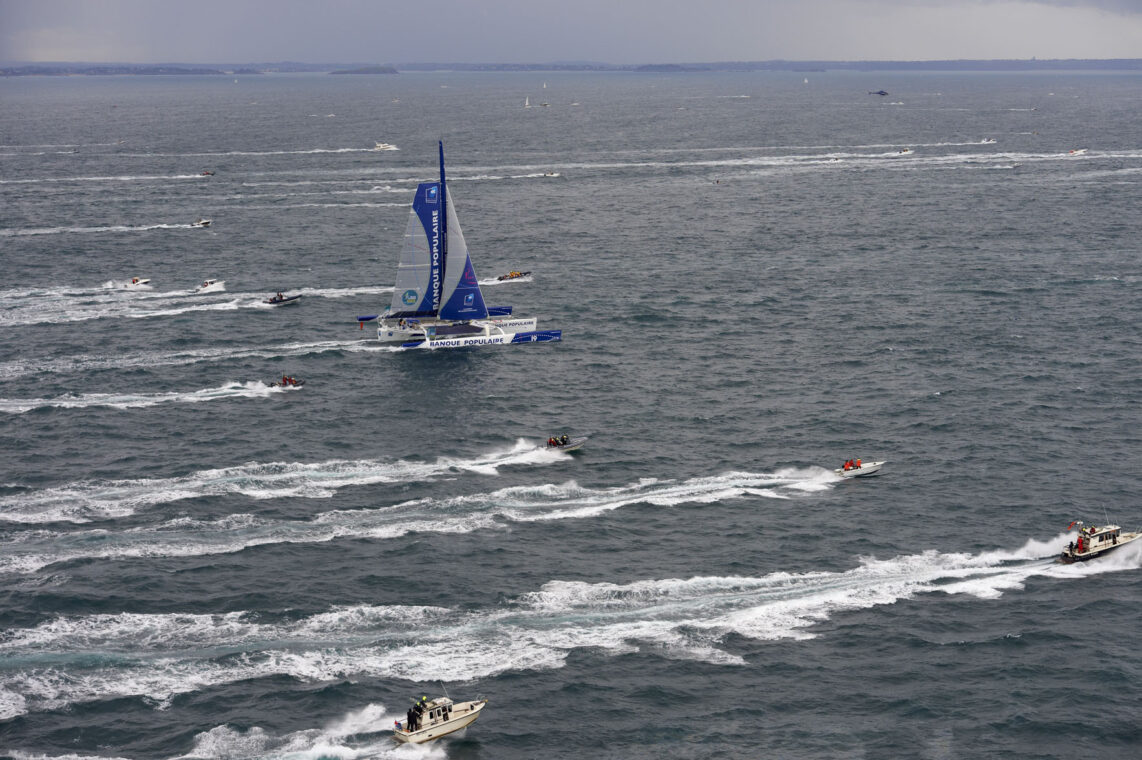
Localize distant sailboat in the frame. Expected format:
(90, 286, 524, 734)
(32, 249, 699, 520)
(525, 96, 531, 109)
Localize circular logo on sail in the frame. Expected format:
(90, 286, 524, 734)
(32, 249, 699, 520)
(402, 289, 418, 306)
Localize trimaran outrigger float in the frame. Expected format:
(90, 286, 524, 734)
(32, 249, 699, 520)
(358, 142, 560, 349)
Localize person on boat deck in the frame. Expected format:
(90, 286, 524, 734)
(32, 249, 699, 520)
(560, 434, 569, 445)
(855, 458, 862, 468)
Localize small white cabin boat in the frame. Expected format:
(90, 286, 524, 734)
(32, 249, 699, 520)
(834, 460, 885, 478)
(393, 696, 488, 744)
(1060, 521, 1141, 563)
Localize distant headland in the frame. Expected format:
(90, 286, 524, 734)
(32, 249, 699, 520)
(2, 59, 1141, 77)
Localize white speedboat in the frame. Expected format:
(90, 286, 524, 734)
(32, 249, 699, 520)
(1060, 520, 1141, 563)
(1068, 148, 1087, 156)
(367, 142, 559, 349)
(124, 277, 150, 289)
(373, 142, 398, 151)
(192, 218, 212, 227)
(834, 460, 885, 478)
(393, 696, 487, 744)
(195, 279, 224, 293)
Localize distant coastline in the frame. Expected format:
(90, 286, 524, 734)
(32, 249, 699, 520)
(3, 58, 1141, 77)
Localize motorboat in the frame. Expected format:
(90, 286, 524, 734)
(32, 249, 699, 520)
(268, 376, 304, 388)
(980, 138, 996, 144)
(546, 435, 587, 452)
(1068, 148, 1087, 156)
(896, 148, 913, 155)
(373, 142, 399, 151)
(869, 90, 888, 96)
(266, 293, 302, 306)
(194, 279, 224, 292)
(192, 218, 212, 228)
(834, 460, 885, 478)
(1060, 520, 1141, 563)
(366, 142, 560, 350)
(124, 277, 150, 289)
(201, 170, 215, 176)
(497, 270, 531, 281)
(393, 696, 488, 744)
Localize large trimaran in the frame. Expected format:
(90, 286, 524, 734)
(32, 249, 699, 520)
(358, 142, 561, 349)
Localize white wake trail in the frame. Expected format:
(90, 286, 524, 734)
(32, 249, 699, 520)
(1, 537, 1134, 719)
(0, 381, 293, 415)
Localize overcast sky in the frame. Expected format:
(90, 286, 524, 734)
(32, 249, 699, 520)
(2, 0, 1142, 64)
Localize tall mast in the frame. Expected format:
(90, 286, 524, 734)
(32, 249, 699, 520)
(439, 141, 448, 287)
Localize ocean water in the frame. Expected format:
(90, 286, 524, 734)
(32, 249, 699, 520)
(1, 69, 1141, 759)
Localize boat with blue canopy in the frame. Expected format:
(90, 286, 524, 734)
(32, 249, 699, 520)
(362, 142, 560, 349)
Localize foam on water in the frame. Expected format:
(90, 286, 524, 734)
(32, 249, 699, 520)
(0, 339, 385, 380)
(0, 283, 393, 327)
(169, 703, 444, 760)
(1, 538, 1136, 719)
(9, 703, 439, 760)
(0, 439, 554, 526)
(0, 381, 292, 415)
(0, 468, 833, 562)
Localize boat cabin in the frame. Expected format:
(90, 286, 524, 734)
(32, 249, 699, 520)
(402, 696, 456, 730)
(422, 697, 454, 721)
(1070, 524, 1121, 554)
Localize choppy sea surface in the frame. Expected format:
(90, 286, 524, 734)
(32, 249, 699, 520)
(1, 70, 1141, 759)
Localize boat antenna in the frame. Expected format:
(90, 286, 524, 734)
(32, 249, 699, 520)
(440, 681, 450, 699)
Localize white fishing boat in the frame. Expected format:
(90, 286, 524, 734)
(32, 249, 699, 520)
(393, 696, 488, 744)
(363, 142, 560, 349)
(834, 460, 885, 478)
(1060, 520, 1141, 563)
